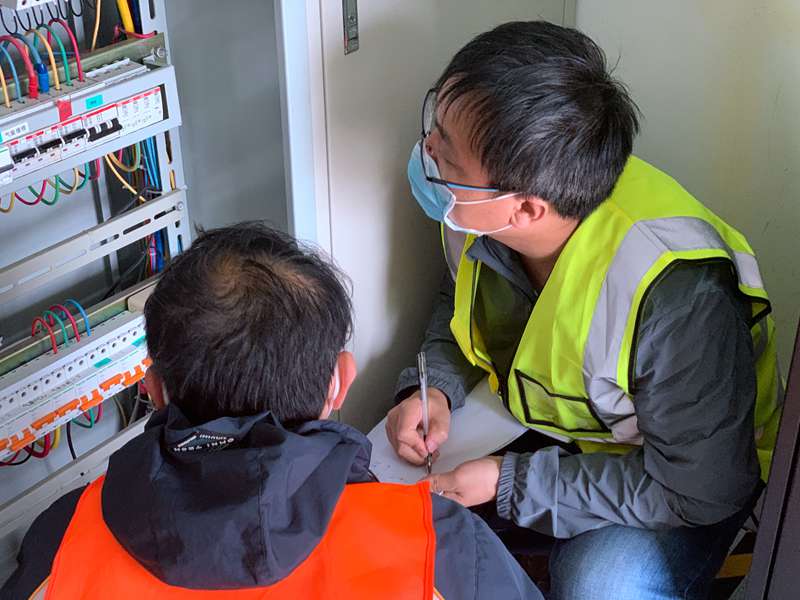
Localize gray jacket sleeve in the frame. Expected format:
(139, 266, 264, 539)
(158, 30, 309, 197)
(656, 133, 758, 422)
(394, 271, 485, 410)
(496, 263, 761, 538)
(432, 494, 543, 600)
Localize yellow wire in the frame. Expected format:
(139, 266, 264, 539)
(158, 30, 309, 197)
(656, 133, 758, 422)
(27, 29, 60, 91)
(51, 427, 61, 450)
(0, 194, 14, 213)
(91, 0, 102, 52)
(169, 170, 176, 190)
(116, 0, 135, 34)
(57, 169, 82, 194)
(108, 144, 140, 173)
(0, 60, 9, 108)
(104, 154, 146, 203)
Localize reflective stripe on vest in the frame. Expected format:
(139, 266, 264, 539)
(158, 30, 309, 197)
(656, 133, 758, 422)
(46, 476, 438, 600)
(448, 156, 782, 478)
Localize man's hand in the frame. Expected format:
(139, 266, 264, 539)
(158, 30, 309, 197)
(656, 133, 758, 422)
(385, 387, 450, 465)
(424, 456, 503, 507)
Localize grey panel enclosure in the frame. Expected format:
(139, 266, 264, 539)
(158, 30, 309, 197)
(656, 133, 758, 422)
(165, 0, 287, 232)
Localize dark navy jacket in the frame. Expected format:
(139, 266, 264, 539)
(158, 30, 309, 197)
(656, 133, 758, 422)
(1, 405, 541, 599)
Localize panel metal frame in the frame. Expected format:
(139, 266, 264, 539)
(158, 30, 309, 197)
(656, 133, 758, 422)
(0, 187, 188, 305)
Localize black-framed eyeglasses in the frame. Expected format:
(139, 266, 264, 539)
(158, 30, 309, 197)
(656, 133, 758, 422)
(419, 88, 501, 193)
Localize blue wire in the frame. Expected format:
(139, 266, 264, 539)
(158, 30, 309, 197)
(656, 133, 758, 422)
(144, 139, 155, 188)
(3, 34, 49, 93)
(145, 138, 161, 189)
(155, 231, 164, 271)
(0, 46, 22, 102)
(5, 34, 44, 66)
(129, 0, 143, 34)
(64, 299, 91, 337)
(141, 143, 153, 188)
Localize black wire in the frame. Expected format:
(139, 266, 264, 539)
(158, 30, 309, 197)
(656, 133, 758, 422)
(82, 0, 96, 11)
(101, 251, 148, 301)
(66, 422, 77, 460)
(0, 449, 33, 467)
(0, 9, 18, 35)
(69, 0, 83, 18)
(33, 6, 45, 27)
(114, 186, 160, 217)
(46, 2, 59, 21)
(15, 9, 32, 30)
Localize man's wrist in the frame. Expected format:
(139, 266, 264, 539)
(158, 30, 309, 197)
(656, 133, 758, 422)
(496, 452, 519, 520)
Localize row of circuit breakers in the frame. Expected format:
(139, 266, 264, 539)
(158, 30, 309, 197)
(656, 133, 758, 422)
(0, 59, 163, 186)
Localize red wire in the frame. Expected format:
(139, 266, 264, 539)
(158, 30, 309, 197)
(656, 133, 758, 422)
(0, 451, 21, 466)
(31, 316, 58, 354)
(15, 181, 49, 206)
(91, 159, 101, 181)
(96, 403, 103, 422)
(49, 303, 81, 342)
(0, 35, 39, 99)
(27, 434, 51, 458)
(48, 19, 84, 82)
(113, 25, 156, 42)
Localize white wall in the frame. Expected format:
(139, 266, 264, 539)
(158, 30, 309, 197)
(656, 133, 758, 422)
(319, 1, 571, 431)
(576, 0, 800, 366)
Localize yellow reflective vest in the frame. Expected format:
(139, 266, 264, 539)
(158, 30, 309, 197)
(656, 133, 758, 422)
(447, 156, 782, 479)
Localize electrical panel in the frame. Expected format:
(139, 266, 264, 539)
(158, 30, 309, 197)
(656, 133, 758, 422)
(0, 0, 191, 540)
(0, 312, 148, 459)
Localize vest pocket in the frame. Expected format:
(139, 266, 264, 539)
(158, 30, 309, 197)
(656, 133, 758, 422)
(514, 370, 611, 434)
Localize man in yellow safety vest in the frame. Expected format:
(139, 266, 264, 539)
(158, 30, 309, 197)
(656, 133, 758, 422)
(385, 20, 781, 600)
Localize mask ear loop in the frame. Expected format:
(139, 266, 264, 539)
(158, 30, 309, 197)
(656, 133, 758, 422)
(452, 191, 519, 205)
(161, 382, 171, 406)
(331, 367, 341, 400)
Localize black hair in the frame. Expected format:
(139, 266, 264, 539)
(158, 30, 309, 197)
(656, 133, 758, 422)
(436, 21, 640, 220)
(143, 222, 352, 425)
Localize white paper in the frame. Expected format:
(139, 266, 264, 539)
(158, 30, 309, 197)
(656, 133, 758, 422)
(367, 379, 527, 484)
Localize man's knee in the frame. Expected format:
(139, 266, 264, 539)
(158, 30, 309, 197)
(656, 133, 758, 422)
(548, 526, 689, 600)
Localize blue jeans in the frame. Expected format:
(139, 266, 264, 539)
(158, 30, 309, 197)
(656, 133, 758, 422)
(547, 509, 747, 600)
(482, 431, 750, 599)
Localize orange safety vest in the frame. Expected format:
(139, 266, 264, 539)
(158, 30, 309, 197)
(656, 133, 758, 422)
(41, 476, 439, 600)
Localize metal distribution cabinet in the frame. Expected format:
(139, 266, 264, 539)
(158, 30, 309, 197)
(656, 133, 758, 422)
(0, 0, 290, 583)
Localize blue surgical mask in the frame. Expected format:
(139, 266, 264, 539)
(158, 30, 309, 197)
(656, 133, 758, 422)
(407, 141, 517, 235)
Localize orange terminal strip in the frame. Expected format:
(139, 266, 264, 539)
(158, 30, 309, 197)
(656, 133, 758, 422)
(55, 399, 81, 417)
(99, 373, 124, 392)
(32, 412, 58, 430)
(10, 429, 35, 452)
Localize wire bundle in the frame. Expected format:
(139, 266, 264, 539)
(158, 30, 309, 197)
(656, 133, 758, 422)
(31, 298, 90, 355)
(0, 16, 83, 106)
(0, 300, 92, 466)
(0, 163, 92, 213)
(104, 137, 166, 275)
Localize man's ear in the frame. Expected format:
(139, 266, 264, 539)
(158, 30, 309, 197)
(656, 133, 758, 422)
(320, 351, 357, 419)
(510, 195, 548, 228)
(144, 367, 167, 410)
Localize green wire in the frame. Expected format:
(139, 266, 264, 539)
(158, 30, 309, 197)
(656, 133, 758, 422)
(73, 407, 95, 429)
(76, 163, 90, 190)
(41, 310, 70, 347)
(29, 178, 60, 206)
(32, 25, 71, 86)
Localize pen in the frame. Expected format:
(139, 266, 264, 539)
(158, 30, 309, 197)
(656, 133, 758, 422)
(417, 351, 432, 475)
